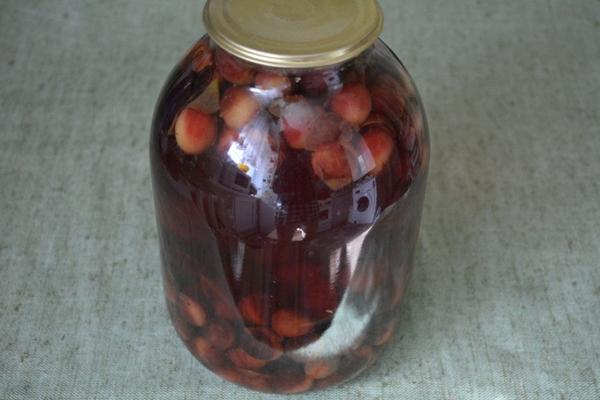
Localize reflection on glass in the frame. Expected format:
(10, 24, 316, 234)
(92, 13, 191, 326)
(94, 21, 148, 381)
(150, 36, 429, 393)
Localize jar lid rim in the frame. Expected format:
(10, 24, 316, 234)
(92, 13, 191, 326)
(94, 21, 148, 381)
(203, 0, 384, 69)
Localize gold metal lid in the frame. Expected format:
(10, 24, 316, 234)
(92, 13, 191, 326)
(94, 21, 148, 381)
(203, 0, 384, 69)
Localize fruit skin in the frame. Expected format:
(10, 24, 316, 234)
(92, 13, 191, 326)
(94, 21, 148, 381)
(299, 69, 342, 96)
(271, 309, 314, 338)
(239, 328, 283, 362)
(281, 100, 341, 151)
(255, 71, 291, 93)
(275, 377, 313, 394)
(189, 337, 223, 366)
(169, 306, 193, 341)
(225, 368, 272, 392)
(330, 83, 372, 125)
(281, 100, 314, 149)
(369, 74, 410, 117)
(199, 275, 238, 320)
(299, 71, 329, 96)
(177, 293, 207, 327)
(215, 48, 255, 85)
(362, 112, 395, 133)
(174, 108, 216, 155)
(245, 327, 283, 358)
(220, 87, 261, 131)
(311, 141, 352, 190)
(227, 347, 268, 370)
(273, 264, 339, 320)
(216, 127, 239, 154)
(203, 320, 236, 350)
(304, 358, 339, 379)
(220, 330, 284, 380)
(186, 38, 213, 72)
(239, 293, 271, 326)
(362, 127, 394, 175)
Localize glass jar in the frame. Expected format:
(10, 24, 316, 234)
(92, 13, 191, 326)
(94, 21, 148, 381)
(150, 0, 429, 394)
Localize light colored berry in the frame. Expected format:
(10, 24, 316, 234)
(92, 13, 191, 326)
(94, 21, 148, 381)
(239, 294, 270, 326)
(271, 309, 314, 338)
(281, 100, 340, 150)
(220, 87, 261, 130)
(304, 358, 339, 379)
(177, 293, 207, 327)
(330, 83, 372, 125)
(215, 48, 255, 85)
(174, 108, 216, 155)
(311, 141, 352, 189)
(255, 71, 291, 92)
(363, 127, 394, 175)
(227, 347, 268, 370)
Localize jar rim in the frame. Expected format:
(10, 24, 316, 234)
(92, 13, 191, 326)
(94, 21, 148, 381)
(203, 0, 384, 69)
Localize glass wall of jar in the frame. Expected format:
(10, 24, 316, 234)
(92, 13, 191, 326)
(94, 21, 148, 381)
(150, 1, 429, 394)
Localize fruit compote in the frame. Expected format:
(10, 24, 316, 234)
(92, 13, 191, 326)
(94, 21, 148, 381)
(150, 36, 429, 394)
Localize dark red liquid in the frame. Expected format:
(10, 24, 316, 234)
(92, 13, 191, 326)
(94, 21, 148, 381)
(150, 37, 429, 393)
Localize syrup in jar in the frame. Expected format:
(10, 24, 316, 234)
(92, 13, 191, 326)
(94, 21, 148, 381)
(150, 0, 429, 393)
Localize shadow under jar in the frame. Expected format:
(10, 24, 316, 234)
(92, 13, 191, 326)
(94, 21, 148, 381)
(150, 0, 429, 394)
